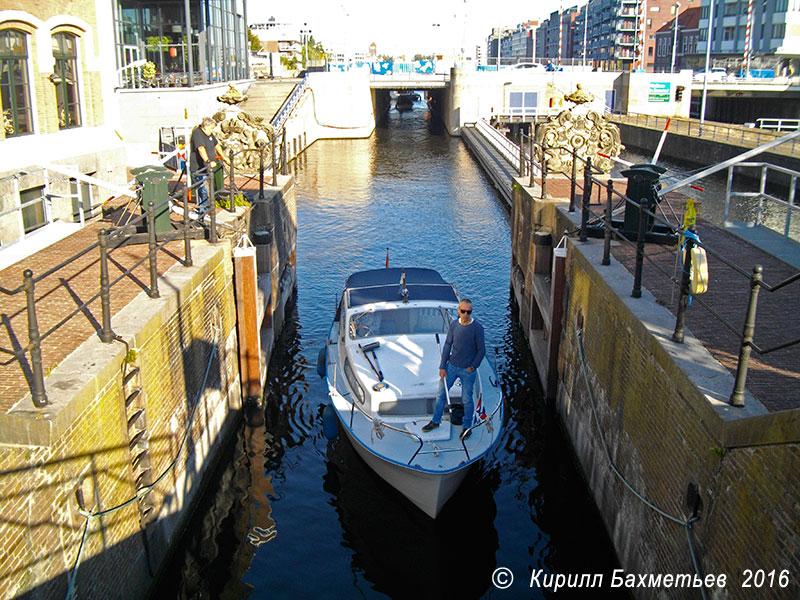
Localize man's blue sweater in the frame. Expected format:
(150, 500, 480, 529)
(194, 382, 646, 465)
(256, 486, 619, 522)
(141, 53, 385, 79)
(439, 318, 486, 370)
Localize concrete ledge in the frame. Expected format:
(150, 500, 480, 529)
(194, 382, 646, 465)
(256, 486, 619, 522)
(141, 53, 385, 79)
(2, 242, 229, 447)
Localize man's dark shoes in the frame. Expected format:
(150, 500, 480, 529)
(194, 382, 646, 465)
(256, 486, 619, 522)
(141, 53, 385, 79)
(460, 429, 471, 441)
(421, 421, 439, 432)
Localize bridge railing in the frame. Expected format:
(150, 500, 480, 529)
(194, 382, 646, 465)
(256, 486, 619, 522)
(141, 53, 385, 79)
(609, 112, 800, 156)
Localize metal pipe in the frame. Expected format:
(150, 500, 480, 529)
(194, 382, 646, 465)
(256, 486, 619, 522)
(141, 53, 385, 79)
(602, 180, 613, 265)
(632, 197, 647, 298)
(147, 202, 160, 299)
(99, 229, 114, 342)
(730, 265, 762, 406)
(672, 231, 694, 342)
(24, 269, 48, 407)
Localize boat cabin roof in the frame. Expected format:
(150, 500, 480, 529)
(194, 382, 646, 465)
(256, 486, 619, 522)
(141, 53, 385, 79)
(345, 268, 458, 308)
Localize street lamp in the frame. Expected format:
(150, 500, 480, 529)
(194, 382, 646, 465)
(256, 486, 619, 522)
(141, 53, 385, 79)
(671, 2, 680, 73)
(700, 0, 715, 129)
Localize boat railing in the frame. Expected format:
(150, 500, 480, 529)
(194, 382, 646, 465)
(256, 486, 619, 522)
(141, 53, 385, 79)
(327, 348, 425, 465)
(536, 130, 800, 408)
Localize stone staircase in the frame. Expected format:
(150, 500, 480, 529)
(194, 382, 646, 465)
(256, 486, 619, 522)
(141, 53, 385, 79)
(241, 79, 302, 123)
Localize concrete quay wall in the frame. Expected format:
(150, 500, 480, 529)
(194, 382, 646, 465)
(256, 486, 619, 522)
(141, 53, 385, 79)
(0, 181, 298, 599)
(511, 180, 800, 599)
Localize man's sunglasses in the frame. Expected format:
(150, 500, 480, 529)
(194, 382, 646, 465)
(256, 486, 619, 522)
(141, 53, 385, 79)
(459, 308, 472, 314)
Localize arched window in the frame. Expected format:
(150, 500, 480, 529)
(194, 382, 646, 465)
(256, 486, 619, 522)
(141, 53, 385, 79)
(0, 29, 33, 137)
(52, 32, 81, 129)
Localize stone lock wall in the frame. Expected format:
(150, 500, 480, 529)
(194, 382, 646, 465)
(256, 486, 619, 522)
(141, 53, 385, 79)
(0, 242, 242, 599)
(556, 241, 800, 599)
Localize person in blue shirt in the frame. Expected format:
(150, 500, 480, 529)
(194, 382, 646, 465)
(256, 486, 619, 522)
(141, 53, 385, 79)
(423, 299, 486, 440)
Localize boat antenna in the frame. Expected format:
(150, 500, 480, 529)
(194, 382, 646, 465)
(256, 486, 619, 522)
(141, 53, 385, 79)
(400, 268, 408, 303)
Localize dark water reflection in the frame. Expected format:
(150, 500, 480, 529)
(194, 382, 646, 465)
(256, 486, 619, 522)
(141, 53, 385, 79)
(156, 103, 626, 598)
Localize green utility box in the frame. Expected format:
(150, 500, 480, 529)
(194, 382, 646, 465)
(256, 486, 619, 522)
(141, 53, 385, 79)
(132, 165, 173, 234)
(213, 163, 224, 193)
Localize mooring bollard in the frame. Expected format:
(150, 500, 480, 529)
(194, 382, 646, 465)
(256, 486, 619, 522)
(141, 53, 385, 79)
(23, 269, 48, 407)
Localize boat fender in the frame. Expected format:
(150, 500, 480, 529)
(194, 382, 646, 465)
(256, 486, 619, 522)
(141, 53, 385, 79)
(690, 246, 709, 295)
(322, 403, 338, 440)
(316, 347, 327, 378)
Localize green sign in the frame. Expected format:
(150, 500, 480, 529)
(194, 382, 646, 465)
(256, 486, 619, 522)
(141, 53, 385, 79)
(649, 82, 671, 103)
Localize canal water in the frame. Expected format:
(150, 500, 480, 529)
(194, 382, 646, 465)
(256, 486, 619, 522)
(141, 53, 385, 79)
(157, 102, 626, 598)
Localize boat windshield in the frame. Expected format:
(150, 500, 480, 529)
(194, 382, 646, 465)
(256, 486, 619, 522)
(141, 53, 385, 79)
(349, 306, 454, 339)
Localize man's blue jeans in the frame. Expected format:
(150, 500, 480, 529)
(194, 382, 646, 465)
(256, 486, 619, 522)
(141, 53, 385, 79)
(193, 172, 209, 210)
(432, 363, 476, 429)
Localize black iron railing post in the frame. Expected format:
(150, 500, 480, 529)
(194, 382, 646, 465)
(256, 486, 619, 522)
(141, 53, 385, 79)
(518, 131, 525, 177)
(672, 231, 694, 343)
(528, 134, 535, 187)
(272, 134, 279, 186)
(602, 180, 614, 265)
(207, 176, 218, 244)
(632, 197, 647, 298)
(23, 269, 48, 407)
(182, 187, 193, 267)
(228, 149, 235, 212)
(541, 140, 548, 199)
(580, 157, 592, 242)
(258, 145, 265, 199)
(730, 265, 763, 407)
(147, 201, 160, 299)
(570, 147, 578, 213)
(99, 229, 114, 343)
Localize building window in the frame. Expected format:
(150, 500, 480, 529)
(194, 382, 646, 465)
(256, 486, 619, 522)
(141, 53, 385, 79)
(0, 29, 33, 137)
(723, 26, 735, 40)
(52, 33, 81, 129)
(772, 23, 786, 38)
(775, 0, 788, 10)
(724, 2, 739, 16)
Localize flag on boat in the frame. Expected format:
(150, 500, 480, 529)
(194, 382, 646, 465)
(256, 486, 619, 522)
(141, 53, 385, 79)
(474, 394, 487, 424)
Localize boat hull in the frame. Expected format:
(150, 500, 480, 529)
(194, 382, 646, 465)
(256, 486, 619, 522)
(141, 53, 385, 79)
(338, 423, 470, 518)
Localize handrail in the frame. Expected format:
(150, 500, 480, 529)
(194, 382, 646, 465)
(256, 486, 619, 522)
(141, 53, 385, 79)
(271, 76, 308, 132)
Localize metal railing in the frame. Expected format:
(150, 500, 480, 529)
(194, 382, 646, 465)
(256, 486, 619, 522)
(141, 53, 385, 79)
(725, 162, 800, 242)
(468, 119, 800, 407)
(560, 152, 800, 407)
(756, 118, 800, 132)
(271, 76, 309, 133)
(610, 112, 800, 156)
(1, 137, 292, 407)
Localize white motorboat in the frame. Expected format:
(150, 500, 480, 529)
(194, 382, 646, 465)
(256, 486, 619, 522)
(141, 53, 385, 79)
(319, 267, 504, 518)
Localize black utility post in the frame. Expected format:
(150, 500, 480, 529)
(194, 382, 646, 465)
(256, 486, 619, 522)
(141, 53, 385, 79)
(602, 180, 614, 265)
(580, 158, 592, 242)
(632, 197, 647, 298)
(23, 270, 47, 407)
(730, 265, 763, 407)
(672, 230, 695, 342)
(98, 229, 114, 343)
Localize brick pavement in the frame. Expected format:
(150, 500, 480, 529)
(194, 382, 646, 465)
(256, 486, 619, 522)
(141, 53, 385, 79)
(0, 172, 265, 413)
(544, 174, 799, 412)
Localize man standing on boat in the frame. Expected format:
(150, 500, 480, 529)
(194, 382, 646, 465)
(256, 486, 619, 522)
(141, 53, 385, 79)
(423, 299, 485, 440)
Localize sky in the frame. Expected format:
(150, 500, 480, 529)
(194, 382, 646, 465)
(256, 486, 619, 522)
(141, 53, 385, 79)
(247, 0, 574, 59)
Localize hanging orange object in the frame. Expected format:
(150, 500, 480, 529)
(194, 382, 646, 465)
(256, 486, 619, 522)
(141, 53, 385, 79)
(169, 47, 177, 58)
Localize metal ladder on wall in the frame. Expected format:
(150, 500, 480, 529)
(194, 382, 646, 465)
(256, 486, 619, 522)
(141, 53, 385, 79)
(121, 358, 155, 524)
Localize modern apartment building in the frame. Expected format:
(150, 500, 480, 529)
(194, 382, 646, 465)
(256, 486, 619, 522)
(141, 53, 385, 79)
(536, 7, 579, 61)
(487, 21, 538, 66)
(653, 7, 702, 71)
(696, 0, 800, 74)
